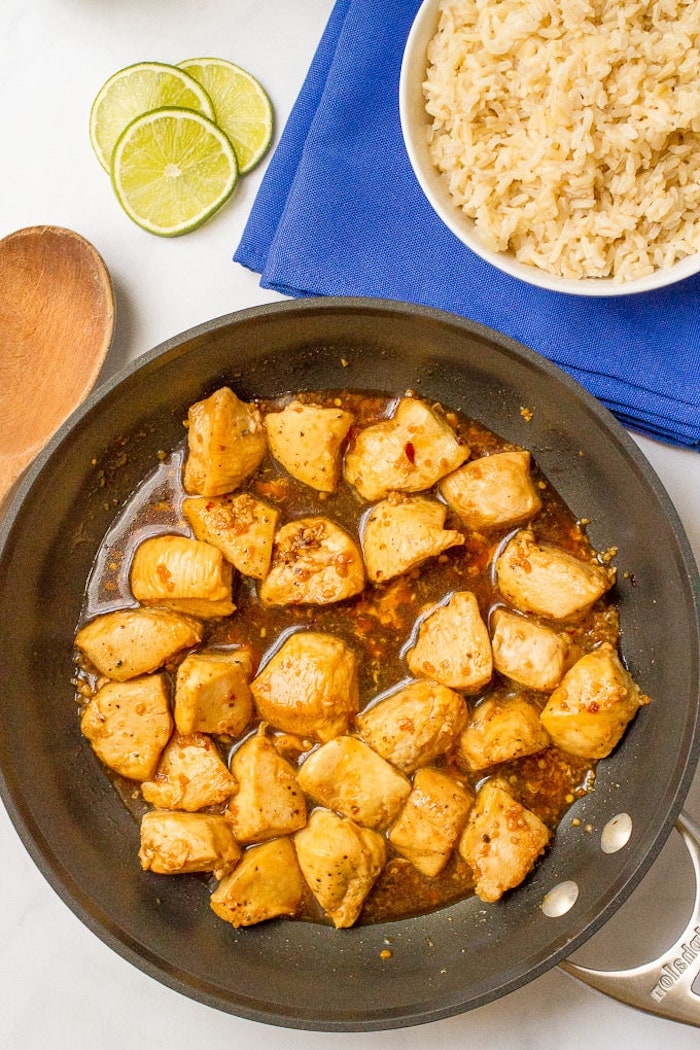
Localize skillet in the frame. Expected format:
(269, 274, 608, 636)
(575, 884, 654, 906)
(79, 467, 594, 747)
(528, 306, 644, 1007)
(0, 297, 698, 1030)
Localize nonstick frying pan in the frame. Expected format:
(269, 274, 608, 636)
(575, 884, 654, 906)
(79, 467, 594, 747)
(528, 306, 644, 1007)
(0, 297, 698, 1031)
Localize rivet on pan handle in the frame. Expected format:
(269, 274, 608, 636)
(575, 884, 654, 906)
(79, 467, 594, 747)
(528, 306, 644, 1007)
(560, 812, 700, 1028)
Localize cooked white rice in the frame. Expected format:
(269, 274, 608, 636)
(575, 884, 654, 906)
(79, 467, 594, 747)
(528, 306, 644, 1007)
(424, 0, 700, 281)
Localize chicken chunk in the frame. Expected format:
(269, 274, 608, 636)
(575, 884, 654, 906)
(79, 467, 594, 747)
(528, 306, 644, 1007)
(259, 517, 365, 606)
(458, 694, 550, 771)
(130, 534, 235, 618)
(210, 837, 305, 927)
(490, 608, 569, 691)
(389, 768, 474, 877)
(225, 726, 307, 843)
(250, 631, 359, 743)
(495, 529, 615, 620)
(439, 449, 542, 529)
(344, 396, 469, 502)
(75, 607, 202, 682)
(174, 648, 254, 737)
(141, 732, 237, 811)
(362, 495, 464, 584)
(458, 779, 550, 902)
(406, 591, 492, 692)
(80, 673, 173, 781)
(138, 811, 241, 880)
(294, 808, 386, 928)
(540, 644, 650, 759)
(297, 736, 411, 829)
(264, 400, 353, 492)
(183, 386, 266, 497)
(182, 493, 279, 579)
(356, 679, 468, 773)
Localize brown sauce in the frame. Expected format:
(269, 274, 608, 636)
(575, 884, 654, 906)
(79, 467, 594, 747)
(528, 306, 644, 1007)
(75, 389, 618, 926)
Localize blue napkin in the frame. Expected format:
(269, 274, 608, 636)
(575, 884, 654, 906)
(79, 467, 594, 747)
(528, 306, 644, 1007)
(235, 0, 700, 449)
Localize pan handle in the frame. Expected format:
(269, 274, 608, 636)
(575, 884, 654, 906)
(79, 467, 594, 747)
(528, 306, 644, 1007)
(560, 812, 700, 1028)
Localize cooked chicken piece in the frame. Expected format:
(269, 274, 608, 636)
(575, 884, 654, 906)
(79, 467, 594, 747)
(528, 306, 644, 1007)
(259, 517, 365, 606)
(264, 400, 353, 492)
(182, 493, 279, 579)
(138, 811, 241, 880)
(362, 495, 464, 584)
(540, 643, 650, 759)
(250, 631, 359, 742)
(130, 534, 235, 618)
(294, 808, 386, 928)
(490, 608, 569, 691)
(389, 767, 474, 877)
(344, 396, 469, 502)
(356, 679, 468, 773)
(75, 607, 202, 682)
(495, 529, 615, 620)
(141, 732, 237, 811)
(439, 449, 542, 529)
(458, 694, 550, 771)
(458, 779, 550, 902)
(80, 673, 173, 781)
(406, 591, 492, 692)
(225, 726, 307, 843)
(210, 837, 304, 927)
(174, 648, 254, 737)
(183, 386, 266, 497)
(298, 736, 411, 829)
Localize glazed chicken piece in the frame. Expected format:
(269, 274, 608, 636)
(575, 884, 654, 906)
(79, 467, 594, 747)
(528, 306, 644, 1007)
(294, 808, 386, 928)
(250, 631, 359, 742)
(182, 492, 279, 579)
(344, 396, 469, 502)
(362, 495, 464, 584)
(264, 400, 353, 492)
(141, 732, 237, 811)
(388, 767, 474, 877)
(356, 678, 468, 773)
(439, 449, 542, 529)
(406, 590, 492, 692)
(225, 726, 307, 843)
(297, 735, 411, 829)
(210, 837, 305, 928)
(80, 673, 173, 781)
(458, 694, 551, 772)
(458, 779, 550, 902)
(138, 811, 241, 880)
(490, 608, 569, 692)
(75, 607, 203, 682)
(130, 534, 235, 618)
(495, 529, 615, 620)
(540, 643, 650, 759)
(183, 386, 266, 497)
(259, 517, 365, 606)
(174, 648, 254, 737)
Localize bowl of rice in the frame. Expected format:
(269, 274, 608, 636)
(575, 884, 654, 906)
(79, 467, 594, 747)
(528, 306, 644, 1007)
(399, 0, 700, 296)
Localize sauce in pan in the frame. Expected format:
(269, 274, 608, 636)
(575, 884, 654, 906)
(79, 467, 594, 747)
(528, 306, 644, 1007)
(75, 389, 621, 926)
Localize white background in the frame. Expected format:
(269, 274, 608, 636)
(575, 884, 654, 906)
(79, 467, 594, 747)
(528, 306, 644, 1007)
(1, 2, 699, 1047)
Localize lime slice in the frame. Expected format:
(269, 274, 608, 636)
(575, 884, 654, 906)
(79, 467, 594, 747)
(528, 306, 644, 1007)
(178, 57, 273, 174)
(90, 61, 216, 172)
(111, 107, 238, 236)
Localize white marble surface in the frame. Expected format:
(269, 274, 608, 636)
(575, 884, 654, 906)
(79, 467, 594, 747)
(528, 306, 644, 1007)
(1, 2, 699, 1047)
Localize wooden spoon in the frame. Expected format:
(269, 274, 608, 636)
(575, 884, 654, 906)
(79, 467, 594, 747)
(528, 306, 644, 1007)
(0, 225, 115, 502)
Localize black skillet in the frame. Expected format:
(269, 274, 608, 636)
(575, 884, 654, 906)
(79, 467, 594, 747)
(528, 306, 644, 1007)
(0, 298, 698, 1030)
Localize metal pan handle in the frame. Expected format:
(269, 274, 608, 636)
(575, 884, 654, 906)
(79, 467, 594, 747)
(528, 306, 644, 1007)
(560, 812, 700, 1028)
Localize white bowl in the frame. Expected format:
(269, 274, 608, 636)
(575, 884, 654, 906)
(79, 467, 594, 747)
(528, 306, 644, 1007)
(399, 0, 700, 297)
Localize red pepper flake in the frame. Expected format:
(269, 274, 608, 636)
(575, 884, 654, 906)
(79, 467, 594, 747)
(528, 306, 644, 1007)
(404, 441, 416, 464)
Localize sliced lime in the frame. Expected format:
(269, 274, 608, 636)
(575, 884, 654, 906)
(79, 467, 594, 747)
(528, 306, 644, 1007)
(110, 107, 238, 236)
(178, 57, 273, 173)
(89, 61, 216, 172)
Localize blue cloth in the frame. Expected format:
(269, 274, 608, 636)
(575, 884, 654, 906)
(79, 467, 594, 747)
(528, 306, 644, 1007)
(235, 0, 700, 448)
